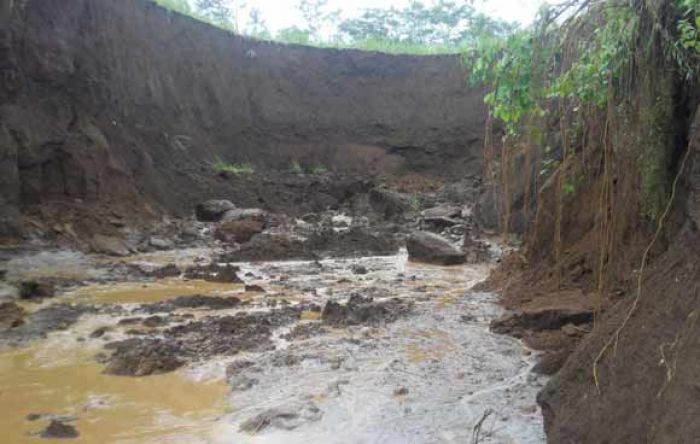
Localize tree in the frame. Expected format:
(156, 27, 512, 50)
(338, 0, 516, 47)
(154, 0, 191, 15)
(247, 7, 270, 38)
(298, 0, 339, 42)
(195, 0, 233, 28)
(276, 26, 312, 44)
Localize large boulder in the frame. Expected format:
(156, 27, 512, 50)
(195, 199, 236, 222)
(406, 231, 466, 265)
(221, 208, 268, 223)
(91, 234, 130, 256)
(217, 208, 269, 244)
(216, 219, 265, 244)
(369, 187, 411, 219)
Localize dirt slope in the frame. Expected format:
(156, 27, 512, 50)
(0, 0, 486, 240)
(536, 106, 700, 443)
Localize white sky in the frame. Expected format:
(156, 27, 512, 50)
(223, 0, 546, 32)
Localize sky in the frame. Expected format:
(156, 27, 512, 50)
(223, 0, 546, 33)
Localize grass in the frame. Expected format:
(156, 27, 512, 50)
(210, 158, 255, 175)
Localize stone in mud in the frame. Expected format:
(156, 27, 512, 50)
(150, 263, 181, 278)
(0, 304, 93, 345)
(421, 216, 461, 231)
(351, 264, 368, 275)
(148, 236, 174, 250)
(369, 187, 411, 219)
(40, 420, 79, 439)
(221, 234, 317, 262)
(102, 338, 186, 376)
(406, 231, 466, 265)
(89, 326, 110, 338)
(216, 219, 265, 244)
(141, 294, 242, 313)
(195, 199, 236, 222)
(221, 208, 268, 223)
(281, 322, 327, 341)
(0, 302, 25, 331)
(490, 291, 594, 334)
(421, 205, 462, 219)
(18, 280, 55, 301)
(244, 284, 265, 293)
(321, 294, 412, 326)
(91, 234, 131, 256)
(142, 315, 168, 328)
(239, 402, 322, 433)
(184, 263, 242, 283)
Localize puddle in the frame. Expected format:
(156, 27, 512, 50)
(0, 248, 546, 443)
(0, 345, 227, 443)
(63, 279, 243, 305)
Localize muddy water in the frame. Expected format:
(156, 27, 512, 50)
(0, 249, 545, 443)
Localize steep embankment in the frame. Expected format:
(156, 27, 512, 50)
(0, 0, 486, 240)
(537, 105, 700, 443)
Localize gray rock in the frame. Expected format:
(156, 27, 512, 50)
(239, 402, 322, 433)
(221, 208, 268, 223)
(195, 200, 236, 222)
(421, 205, 462, 219)
(149, 236, 173, 250)
(91, 234, 130, 256)
(406, 231, 466, 265)
(369, 187, 411, 219)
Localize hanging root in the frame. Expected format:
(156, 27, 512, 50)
(592, 140, 693, 394)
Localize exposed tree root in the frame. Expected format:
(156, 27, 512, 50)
(592, 140, 693, 394)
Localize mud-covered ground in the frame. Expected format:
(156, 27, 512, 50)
(0, 241, 545, 443)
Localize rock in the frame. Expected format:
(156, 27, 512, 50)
(369, 187, 411, 219)
(421, 216, 461, 231)
(244, 284, 265, 293)
(149, 263, 181, 278)
(195, 200, 236, 222)
(490, 291, 594, 334)
(142, 316, 167, 328)
(89, 326, 110, 338)
(148, 236, 173, 250)
(40, 420, 79, 439)
(220, 234, 317, 262)
(102, 338, 186, 376)
(216, 219, 265, 244)
(141, 295, 241, 312)
(18, 280, 55, 301)
(221, 208, 268, 223)
(0, 302, 25, 331)
(406, 231, 466, 265)
(421, 205, 462, 219)
(394, 387, 409, 396)
(321, 294, 412, 326)
(91, 234, 130, 256)
(184, 263, 242, 283)
(301, 213, 320, 224)
(351, 265, 368, 275)
(239, 402, 322, 433)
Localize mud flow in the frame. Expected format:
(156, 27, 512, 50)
(0, 248, 545, 443)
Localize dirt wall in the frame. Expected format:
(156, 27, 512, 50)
(0, 0, 486, 238)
